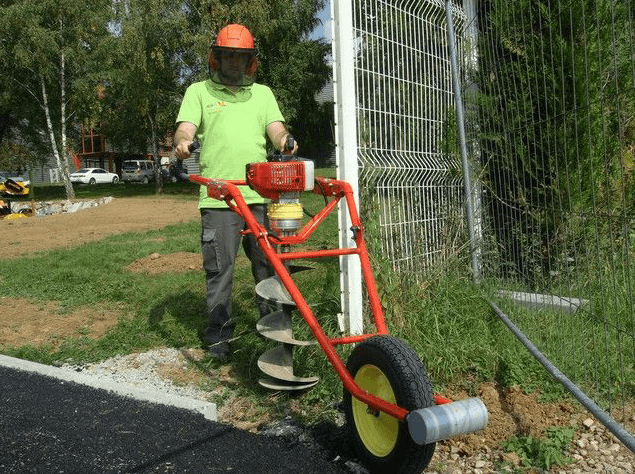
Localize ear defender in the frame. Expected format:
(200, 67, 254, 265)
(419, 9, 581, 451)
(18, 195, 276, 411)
(245, 56, 258, 76)
(208, 50, 219, 72)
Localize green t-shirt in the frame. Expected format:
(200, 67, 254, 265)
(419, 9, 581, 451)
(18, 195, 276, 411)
(176, 80, 285, 208)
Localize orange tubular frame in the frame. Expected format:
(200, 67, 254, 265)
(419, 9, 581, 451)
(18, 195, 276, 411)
(189, 174, 409, 420)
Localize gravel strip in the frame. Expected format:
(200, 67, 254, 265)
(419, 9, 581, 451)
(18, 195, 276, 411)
(60, 347, 212, 402)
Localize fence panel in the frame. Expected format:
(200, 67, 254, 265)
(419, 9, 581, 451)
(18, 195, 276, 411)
(466, 0, 635, 442)
(348, 0, 468, 279)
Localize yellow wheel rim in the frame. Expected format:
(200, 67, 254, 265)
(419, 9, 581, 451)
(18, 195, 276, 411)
(351, 364, 399, 457)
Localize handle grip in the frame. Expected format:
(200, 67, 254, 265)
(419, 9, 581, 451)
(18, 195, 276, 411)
(284, 135, 295, 153)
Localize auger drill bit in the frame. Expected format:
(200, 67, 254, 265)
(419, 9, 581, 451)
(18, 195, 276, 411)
(255, 271, 319, 390)
(255, 275, 295, 306)
(258, 344, 319, 390)
(257, 309, 315, 346)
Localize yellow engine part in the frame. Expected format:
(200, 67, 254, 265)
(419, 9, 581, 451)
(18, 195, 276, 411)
(267, 202, 303, 220)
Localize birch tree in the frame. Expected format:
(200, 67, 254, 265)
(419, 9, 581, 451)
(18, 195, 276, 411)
(0, 0, 110, 199)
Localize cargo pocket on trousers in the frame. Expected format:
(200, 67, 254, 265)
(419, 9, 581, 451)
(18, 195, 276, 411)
(201, 228, 221, 274)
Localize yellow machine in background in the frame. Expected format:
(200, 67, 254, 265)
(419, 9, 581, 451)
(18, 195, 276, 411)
(0, 175, 31, 219)
(0, 199, 31, 219)
(0, 177, 30, 196)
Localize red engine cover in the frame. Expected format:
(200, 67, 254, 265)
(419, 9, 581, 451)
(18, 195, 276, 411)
(246, 162, 308, 199)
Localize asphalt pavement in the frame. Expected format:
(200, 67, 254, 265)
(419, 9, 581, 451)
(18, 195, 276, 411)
(0, 355, 349, 474)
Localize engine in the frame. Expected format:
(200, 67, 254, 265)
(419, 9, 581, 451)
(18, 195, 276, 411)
(245, 160, 315, 235)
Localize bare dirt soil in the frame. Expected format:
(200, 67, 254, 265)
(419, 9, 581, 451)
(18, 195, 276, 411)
(1, 196, 634, 473)
(0, 197, 199, 258)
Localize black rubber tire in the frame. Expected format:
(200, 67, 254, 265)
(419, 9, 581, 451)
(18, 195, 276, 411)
(343, 335, 435, 474)
(89, 178, 96, 185)
(112, 176, 119, 184)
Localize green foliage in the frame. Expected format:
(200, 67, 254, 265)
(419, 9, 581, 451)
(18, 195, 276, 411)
(97, 0, 191, 159)
(492, 292, 635, 404)
(368, 256, 567, 397)
(502, 426, 575, 470)
(359, 197, 570, 398)
(0, 0, 333, 187)
(0, 142, 35, 173)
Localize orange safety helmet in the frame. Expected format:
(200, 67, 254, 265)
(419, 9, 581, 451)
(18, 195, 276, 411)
(208, 24, 258, 77)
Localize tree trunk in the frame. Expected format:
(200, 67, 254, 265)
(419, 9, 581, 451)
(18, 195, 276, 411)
(148, 112, 163, 194)
(40, 74, 74, 200)
(58, 18, 74, 200)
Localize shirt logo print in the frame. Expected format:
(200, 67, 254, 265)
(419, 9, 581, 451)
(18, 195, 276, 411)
(207, 101, 227, 113)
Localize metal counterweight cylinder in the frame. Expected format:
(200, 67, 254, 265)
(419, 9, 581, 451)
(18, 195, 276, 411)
(407, 397, 488, 445)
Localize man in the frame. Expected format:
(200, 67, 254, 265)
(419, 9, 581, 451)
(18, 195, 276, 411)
(174, 23, 297, 360)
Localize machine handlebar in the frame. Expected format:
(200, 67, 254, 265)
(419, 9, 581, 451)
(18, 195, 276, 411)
(177, 141, 200, 181)
(269, 134, 296, 162)
(284, 135, 295, 153)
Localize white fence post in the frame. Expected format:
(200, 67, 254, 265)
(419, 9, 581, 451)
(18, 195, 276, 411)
(331, 0, 363, 335)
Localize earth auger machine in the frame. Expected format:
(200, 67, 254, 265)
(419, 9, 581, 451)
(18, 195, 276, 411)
(188, 139, 488, 474)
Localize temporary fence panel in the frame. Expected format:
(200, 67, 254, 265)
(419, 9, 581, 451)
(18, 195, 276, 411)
(332, 0, 635, 451)
(332, 0, 468, 335)
(464, 0, 635, 447)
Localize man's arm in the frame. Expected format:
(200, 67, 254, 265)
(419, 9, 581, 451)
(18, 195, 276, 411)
(266, 121, 299, 153)
(174, 121, 198, 159)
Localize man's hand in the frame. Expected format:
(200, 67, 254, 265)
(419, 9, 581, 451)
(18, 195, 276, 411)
(279, 133, 299, 154)
(174, 122, 198, 159)
(175, 140, 192, 159)
(267, 121, 298, 154)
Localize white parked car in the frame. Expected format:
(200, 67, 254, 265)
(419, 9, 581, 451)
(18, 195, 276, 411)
(70, 168, 119, 185)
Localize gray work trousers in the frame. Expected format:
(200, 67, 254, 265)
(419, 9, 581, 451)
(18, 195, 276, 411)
(200, 206, 273, 346)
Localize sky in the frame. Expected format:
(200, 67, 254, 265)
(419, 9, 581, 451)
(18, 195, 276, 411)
(311, 1, 332, 42)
